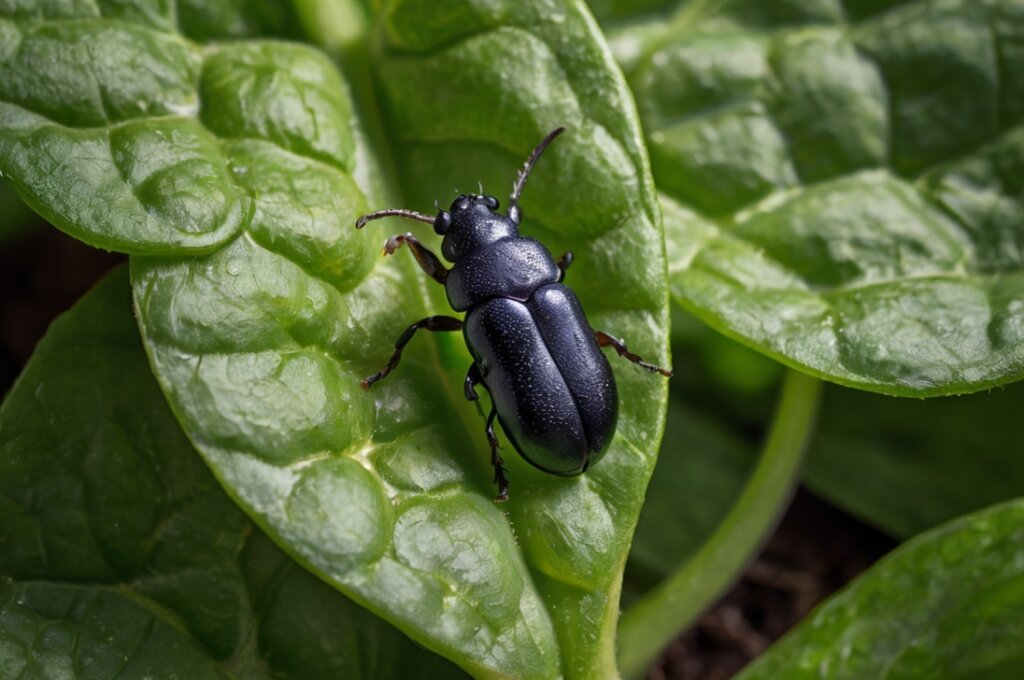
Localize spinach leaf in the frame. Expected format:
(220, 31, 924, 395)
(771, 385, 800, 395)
(0, 1, 304, 253)
(4, 0, 675, 671)
(604, 0, 1024, 396)
(737, 499, 1024, 679)
(0, 1, 669, 677)
(366, 4, 670, 673)
(0, 267, 463, 679)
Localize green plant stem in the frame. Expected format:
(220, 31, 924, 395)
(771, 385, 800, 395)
(291, 0, 367, 53)
(617, 369, 822, 679)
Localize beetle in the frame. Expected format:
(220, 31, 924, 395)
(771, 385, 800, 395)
(355, 127, 670, 501)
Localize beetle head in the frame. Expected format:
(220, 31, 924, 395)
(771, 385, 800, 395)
(434, 193, 517, 261)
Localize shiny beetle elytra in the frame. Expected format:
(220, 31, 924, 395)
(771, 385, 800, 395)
(356, 128, 671, 500)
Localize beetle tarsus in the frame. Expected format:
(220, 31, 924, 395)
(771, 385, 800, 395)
(382, 234, 405, 255)
(485, 406, 510, 502)
(595, 330, 673, 377)
(381, 233, 449, 284)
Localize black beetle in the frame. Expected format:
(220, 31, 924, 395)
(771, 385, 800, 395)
(356, 128, 671, 500)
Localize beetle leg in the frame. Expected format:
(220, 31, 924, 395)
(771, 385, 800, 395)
(594, 330, 673, 377)
(556, 251, 573, 282)
(382, 233, 449, 285)
(464, 363, 483, 401)
(362, 316, 464, 389)
(485, 406, 510, 502)
(464, 363, 486, 418)
(465, 365, 507, 498)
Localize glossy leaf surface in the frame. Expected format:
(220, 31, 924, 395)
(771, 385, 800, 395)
(604, 0, 1024, 396)
(366, 4, 670, 673)
(738, 499, 1024, 679)
(0, 267, 463, 679)
(0, 1, 673, 677)
(0, 1, 304, 253)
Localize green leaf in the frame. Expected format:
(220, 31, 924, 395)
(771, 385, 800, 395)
(737, 499, 1024, 679)
(607, 0, 1024, 396)
(0, 267, 463, 679)
(0, 2, 671, 678)
(804, 380, 1024, 539)
(1, 1, 669, 675)
(0, 2, 307, 254)
(367, 4, 670, 675)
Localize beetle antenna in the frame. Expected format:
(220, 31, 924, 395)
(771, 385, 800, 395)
(508, 127, 564, 226)
(355, 208, 436, 229)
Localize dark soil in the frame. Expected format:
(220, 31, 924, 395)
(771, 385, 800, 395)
(2, 226, 899, 679)
(1, 226, 124, 395)
(651, 490, 897, 679)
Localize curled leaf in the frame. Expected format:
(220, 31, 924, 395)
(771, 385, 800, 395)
(608, 0, 1024, 395)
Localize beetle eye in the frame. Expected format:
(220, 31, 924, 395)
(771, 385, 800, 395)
(434, 210, 451, 234)
(484, 195, 499, 209)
